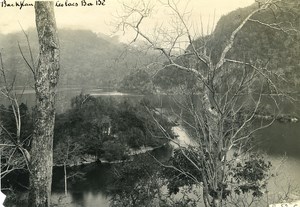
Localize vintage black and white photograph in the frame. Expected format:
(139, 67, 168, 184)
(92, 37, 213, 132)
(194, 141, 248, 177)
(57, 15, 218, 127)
(0, 0, 300, 206)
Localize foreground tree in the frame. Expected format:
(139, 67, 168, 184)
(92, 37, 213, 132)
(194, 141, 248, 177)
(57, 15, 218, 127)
(28, 2, 60, 207)
(116, 0, 299, 206)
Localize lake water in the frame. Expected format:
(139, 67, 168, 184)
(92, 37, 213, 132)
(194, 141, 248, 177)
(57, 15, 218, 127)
(51, 163, 113, 207)
(2, 88, 300, 206)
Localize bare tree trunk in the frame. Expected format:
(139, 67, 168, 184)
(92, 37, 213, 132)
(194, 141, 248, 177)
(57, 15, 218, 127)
(202, 84, 223, 207)
(28, 2, 60, 207)
(64, 162, 67, 196)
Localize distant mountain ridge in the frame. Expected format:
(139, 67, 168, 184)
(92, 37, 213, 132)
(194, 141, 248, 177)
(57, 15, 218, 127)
(0, 28, 157, 88)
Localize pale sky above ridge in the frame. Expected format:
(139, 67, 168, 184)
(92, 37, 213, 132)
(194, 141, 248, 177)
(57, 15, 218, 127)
(0, 0, 254, 42)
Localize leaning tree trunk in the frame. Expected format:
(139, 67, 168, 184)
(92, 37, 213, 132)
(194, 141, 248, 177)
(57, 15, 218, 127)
(28, 2, 60, 207)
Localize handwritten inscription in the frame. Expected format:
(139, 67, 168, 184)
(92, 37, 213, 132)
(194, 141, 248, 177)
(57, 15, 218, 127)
(1, 0, 106, 9)
(1, 0, 33, 9)
(55, 0, 106, 7)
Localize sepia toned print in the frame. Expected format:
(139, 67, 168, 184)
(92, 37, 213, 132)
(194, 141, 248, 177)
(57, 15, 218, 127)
(0, 0, 299, 206)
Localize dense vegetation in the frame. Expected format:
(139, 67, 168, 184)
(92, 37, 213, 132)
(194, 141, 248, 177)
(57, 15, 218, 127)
(119, 70, 154, 94)
(0, 94, 175, 167)
(54, 94, 175, 162)
(109, 150, 272, 207)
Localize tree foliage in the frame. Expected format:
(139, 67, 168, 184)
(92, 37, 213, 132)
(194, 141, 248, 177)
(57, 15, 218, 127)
(110, 154, 163, 207)
(54, 94, 175, 162)
(119, 70, 155, 93)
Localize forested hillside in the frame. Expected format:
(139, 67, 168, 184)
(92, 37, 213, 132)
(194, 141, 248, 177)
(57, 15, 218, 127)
(0, 29, 157, 87)
(153, 1, 300, 91)
(210, 2, 300, 89)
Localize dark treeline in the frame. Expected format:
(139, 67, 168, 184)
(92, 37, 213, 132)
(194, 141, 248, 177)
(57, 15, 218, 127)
(0, 94, 175, 167)
(54, 94, 175, 162)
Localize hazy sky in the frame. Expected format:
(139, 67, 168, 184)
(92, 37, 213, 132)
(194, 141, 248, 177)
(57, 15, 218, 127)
(0, 0, 254, 42)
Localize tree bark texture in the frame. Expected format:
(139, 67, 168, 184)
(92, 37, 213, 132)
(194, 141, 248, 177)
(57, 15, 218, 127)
(28, 2, 60, 207)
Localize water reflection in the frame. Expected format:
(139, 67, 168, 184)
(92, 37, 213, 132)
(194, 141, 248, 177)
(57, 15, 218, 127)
(51, 145, 174, 207)
(52, 163, 113, 207)
(52, 191, 110, 207)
